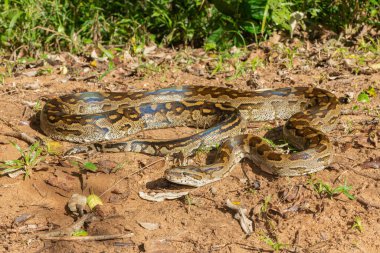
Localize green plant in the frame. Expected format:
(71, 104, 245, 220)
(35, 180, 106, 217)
(309, 178, 355, 200)
(0, 142, 44, 178)
(250, 56, 264, 71)
(352, 217, 363, 232)
(98, 61, 115, 80)
(259, 234, 287, 252)
(72, 229, 88, 236)
(210, 55, 223, 76)
(70, 160, 98, 173)
(290, 0, 380, 33)
(283, 46, 297, 69)
(357, 86, 377, 103)
(1, 0, 379, 54)
(33, 100, 42, 112)
(260, 195, 271, 214)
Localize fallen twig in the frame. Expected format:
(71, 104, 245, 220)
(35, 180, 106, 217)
(32, 183, 47, 197)
(40, 233, 134, 241)
(351, 168, 380, 181)
(8, 224, 52, 234)
(39, 213, 94, 238)
(356, 196, 380, 209)
(0, 116, 38, 144)
(3, 132, 38, 145)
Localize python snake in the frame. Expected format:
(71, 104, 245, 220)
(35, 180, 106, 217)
(40, 86, 341, 187)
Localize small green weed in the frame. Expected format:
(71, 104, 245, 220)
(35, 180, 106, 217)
(210, 55, 223, 76)
(184, 194, 195, 213)
(260, 195, 271, 215)
(357, 86, 377, 103)
(309, 178, 355, 200)
(70, 160, 98, 173)
(33, 99, 42, 112)
(72, 229, 88, 237)
(259, 234, 286, 252)
(352, 217, 363, 232)
(98, 61, 115, 81)
(0, 142, 44, 178)
(250, 56, 264, 71)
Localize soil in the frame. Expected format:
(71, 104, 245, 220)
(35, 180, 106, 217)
(0, 40, 379, 253)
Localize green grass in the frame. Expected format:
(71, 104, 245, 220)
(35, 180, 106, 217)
(0, 142, 44, 178)
(1, 0, 378, 54)
(309, 178, 355, 200)
(260, 195, 272, 215)
(259, 233, 287, 252)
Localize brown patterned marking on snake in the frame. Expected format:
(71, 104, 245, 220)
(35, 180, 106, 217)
(256, 143, 271, 156)
(237, 102, 265, 110)
(266, 152, 283, 161)
(315, 142, 328, 153)
(55, 128, 82, 136)
(317, 155, 331, 163)
(249, 135, 263, 147)
(102, 104, 113, 111)
(289, 167, 308, 173)
(107, 112, 123, 123)
(120, 123, 132, 131)
(289, 151, 312, 161)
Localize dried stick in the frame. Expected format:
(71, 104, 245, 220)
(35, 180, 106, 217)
(356, 196, 380, 209)
(40, 233, 134, 241)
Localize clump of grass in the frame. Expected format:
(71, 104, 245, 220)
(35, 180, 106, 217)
(0, 142, 44, 178)
(3, 0, 377, 54)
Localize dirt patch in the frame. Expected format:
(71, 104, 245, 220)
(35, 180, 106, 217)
(0, 43, 379, 252)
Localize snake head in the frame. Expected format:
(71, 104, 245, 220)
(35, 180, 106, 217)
(165, 166, 222, 187)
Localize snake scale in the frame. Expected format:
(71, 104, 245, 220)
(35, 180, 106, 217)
(40, 86, 341, 187)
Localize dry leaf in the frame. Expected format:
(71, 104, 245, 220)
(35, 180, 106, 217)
(8, 170, 25, 178)
(361, 157, 380, 169)
(138, 222, 160, 231)
(226, 199, 253, 235)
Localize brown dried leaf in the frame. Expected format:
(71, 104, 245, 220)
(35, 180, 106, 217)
(12, 214, 34, 227)
(226, 199, 253, 235)
(355, 136, 375, 148)
(361, 157, 380, 169)
(138, 222, 160, 231)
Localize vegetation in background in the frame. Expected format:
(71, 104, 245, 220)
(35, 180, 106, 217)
(0, 0, 379, 54)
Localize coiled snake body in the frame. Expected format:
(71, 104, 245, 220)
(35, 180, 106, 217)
(41, 86, 341, 187)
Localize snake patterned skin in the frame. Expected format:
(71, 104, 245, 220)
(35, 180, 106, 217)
(40, 86, 341, 187)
